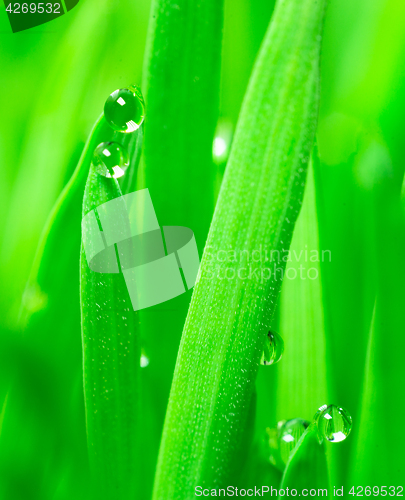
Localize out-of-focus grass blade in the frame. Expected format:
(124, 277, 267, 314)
(281, 427, 329, 494)
(3, 112, 143, 498)
(140, 0, 224, 494)
(254, 158, 328, 487)
(0, 0, 149, 329)
(317, 2, 405, 488)
(350, 143, 405, 485)
(80, 169, 141, 498)
(1, 0, 111, 325)
(255, 158, 328, 477)
(142, 0, 222, 245)
(313, 129, 373, 488)
(0, 116, 112, 499)
(152, 0, 327, 497)
(275, 161, 328, 422)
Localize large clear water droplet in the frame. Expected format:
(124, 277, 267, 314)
(314, 404, 352, 443)
(104, 86, 145, 133)
(261, 330, 284, 365)
(279, 418, 309, 464)
(92, 142, 129, 179)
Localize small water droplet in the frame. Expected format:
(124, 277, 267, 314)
(92, 142, 129, 178)
(314, 404, 352, 443)
(104, 86, 145, 133)
(279, 418, 309, 464)
(140, 350, 150, 368)
(260, 330, 284, 365)
(212, 119, 233, 165)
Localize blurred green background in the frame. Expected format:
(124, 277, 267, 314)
(0, 0, 404, 498)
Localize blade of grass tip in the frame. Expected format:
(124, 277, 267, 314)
(281, 427, 329, 494)
(80, 167, 141, 498)
(140, 0, 223, 493)
(274, 158, 329, 422)
(20, 113, 143, 338)
(21, 115, 109, 323)
(350, 143, 405, 486)
(152, 0, 327, 497)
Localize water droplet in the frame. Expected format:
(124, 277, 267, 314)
(266, 418, 309, 470)
(314, 404, 352, 443)
(104, 86, 145, 133)
(260, 330, 284, 365)
(92, 142, 129, 178)
(212, 119, 233, 165)
(140, 350, 150, 368)
(279, 418, 309, 464)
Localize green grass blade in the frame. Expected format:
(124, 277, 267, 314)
(15, 106, 143, 497)
(80, 168, 141, 498)
(4, 116, 113, 496)
(1, 0, 128, 324)
(281, 427, 329, 494)
(350, 144, 405, 485)
(312, 137, 372, 488)
(152, 0, 327, 497)
(142, 0, 222, 243)
(275, 161, 328, 422)
(140, 0, 224, 493)
(254, 157, 328, 478)
(21, 116, 110, 325)
(120, 127, 144, 195)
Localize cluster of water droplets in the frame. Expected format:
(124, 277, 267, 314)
(90, 86, 149, 368)
(91, 85, 145, 179)
(266, 404, 352, 469)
